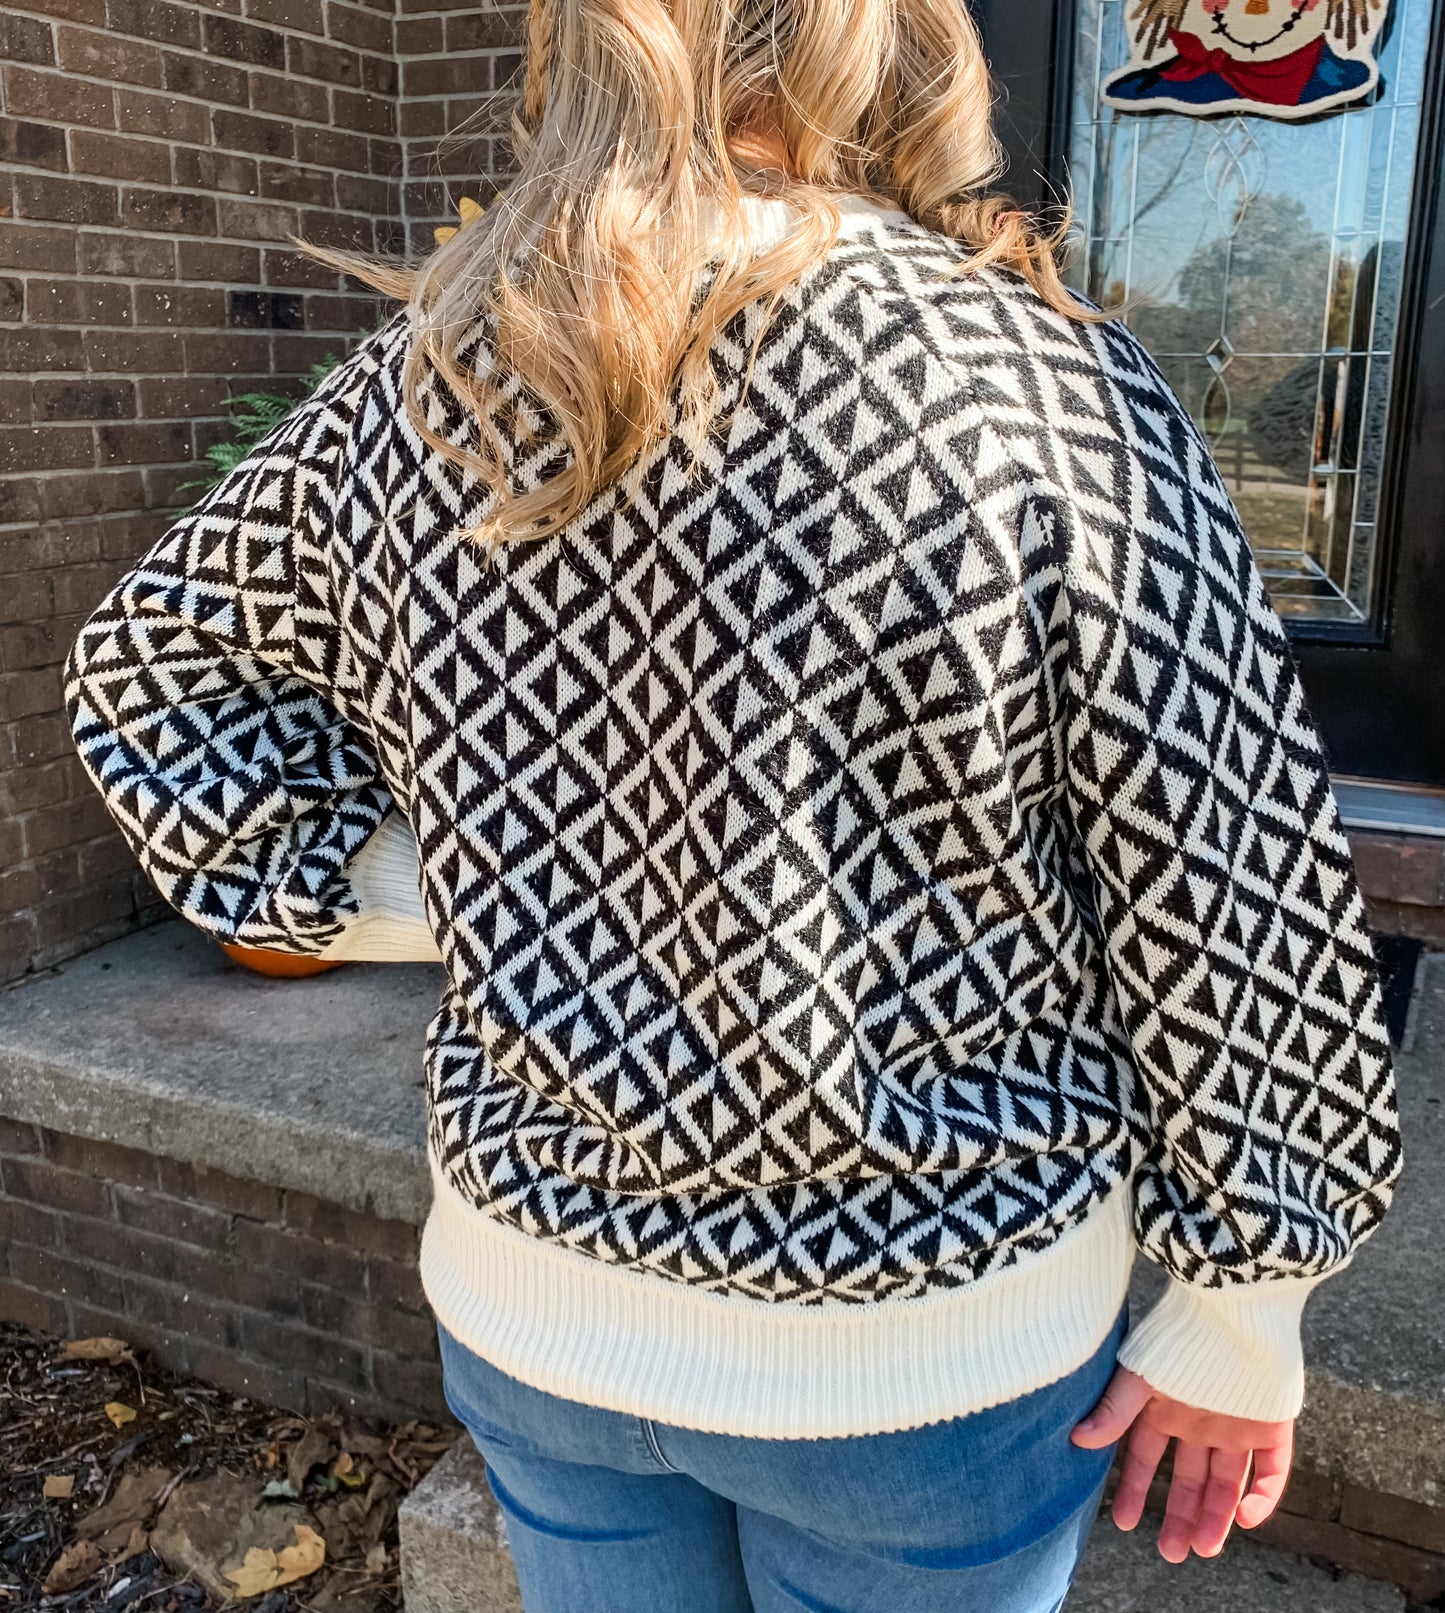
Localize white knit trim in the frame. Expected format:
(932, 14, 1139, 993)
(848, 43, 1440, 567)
(708, 191, 914, 256)
(320, 812, 444, 963)
(1116, 1268, 1329, 1422)
(420, 1164, 1135, 1438)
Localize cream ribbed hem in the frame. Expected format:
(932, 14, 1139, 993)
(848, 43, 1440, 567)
(319, 811, 443, 963)
(1116, 1267, 1328, 1422)
(420, 1164, 1135, 1439)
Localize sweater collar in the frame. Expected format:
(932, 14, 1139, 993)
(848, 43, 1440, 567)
(700, 191, 915, 258)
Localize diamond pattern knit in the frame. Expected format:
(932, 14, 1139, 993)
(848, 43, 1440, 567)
(66, 204, 1400, 1315)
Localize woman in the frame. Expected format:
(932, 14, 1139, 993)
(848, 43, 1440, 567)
(64, 0, 1401, 1607)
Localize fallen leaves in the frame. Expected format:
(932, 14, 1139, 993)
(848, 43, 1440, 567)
(224, 1523, 327, 1597)
(41, 1474, 75, 1499)
(40, 1540, 103, 1595)
(104, 1402, 137, 1429)
(62, 1337, 138, 1369)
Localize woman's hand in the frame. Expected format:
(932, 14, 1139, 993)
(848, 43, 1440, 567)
(1070, 1366, 1294, 1563)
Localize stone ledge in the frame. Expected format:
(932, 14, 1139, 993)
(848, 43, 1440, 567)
(0, 921, 440, 1225)
(1, 919, 1442, 1526)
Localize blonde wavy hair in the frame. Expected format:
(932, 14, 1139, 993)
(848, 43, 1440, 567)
(303, 0, 1104, 556)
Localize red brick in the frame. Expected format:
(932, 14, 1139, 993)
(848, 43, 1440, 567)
(183, 331, 272, 374)
(236, 1310, 370, 1389)
(134, 283, 227, 331)
(256, 162, 334, 209)
(120, 186, 217, 236)
(14, 172, 118, 227)
(84, 328, 183, 373)
(443, 9, 524, 50)
(284, 1191, 419, 1261)
(327, 2, 392, 54)
(0, 1155, 112, 1218)
(248, 69, 329, 124)
(0, 1118, 42, 1156)
(105, 0, 200, 46)
(177, 240, 261, 283)
(214, 197, 299, 244)
(4, 66, 113, 128)
(262, 248, 343, 290)
(42, 470, 146, 522)
(161, 49, 248, 107)
(116, 87, 209, 144)
(171, 145, 259, 196)
(11, 0, 104, 23)
(137, 375, 229, 417)
(0, 1192, 57, 1253)
(80, 234, 175, 278)
(394, 14, 443, 52)
(69, 1300, 192, 1372)
(10, 714, 72, 765)
(23, 793, 114, 854)
(0, 1277, 68, 1334)
(155, 1158, 282, 1221)
(0, 427, 94, 474)
(0, 572, 53, 628)
(56, 24, 163, 86)
(42, 1131, 158, 1190)
(0, 117, 67, 170)
(69, 128, 171, 185)
(9, 1242, 125, 1310)
(1339, 1485, 1445, 1554)
(331, 88, 393, 136)
(26, 280, 133, 327)
(244, 0, 323, 31)
(4, 668, 64, 722)
(1, 757, 69, 812)
(33, 380, 137, 423)
(0, 12, 57, 65)
(233, 1218, 368, 1290)
(365, 1254, 429, 1313)
(186, 1341, 307, 1412)
(0, 223, 76, 273)
(203, 11, 286, 68)
(113, 1186, 233, 1249)
(212, 108, 295, 161)
(1255, 1512, 1445, 1602)
(367, 1352, 448, 1420)
(123, 1272, 237, 1347)
(300, 1284, 436, 1354)
(0, 528, 99, 575)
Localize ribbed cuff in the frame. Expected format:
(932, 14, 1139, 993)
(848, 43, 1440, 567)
(1116, 1269, 1331, 1422)
(319, 811, 445, 964)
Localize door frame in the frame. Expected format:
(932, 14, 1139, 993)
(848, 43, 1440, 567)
(972, 0, 1445, 785)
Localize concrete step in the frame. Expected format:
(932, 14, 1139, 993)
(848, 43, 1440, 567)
(398, 1439, 1405, 1613)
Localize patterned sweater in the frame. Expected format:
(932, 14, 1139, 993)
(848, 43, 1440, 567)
(66, 193, 1401, 1437)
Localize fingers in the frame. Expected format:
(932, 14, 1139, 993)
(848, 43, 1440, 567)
(1111, 1420, 1170, 1532)
(1071, 1366, 1154, 1450)
(1157, 1440, 1212, 1563)
(1188, 1447, 1252, 1558)
(1237, 1429, 1294, 1530)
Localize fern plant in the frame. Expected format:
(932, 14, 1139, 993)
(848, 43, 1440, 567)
(179, 352, 356, 500)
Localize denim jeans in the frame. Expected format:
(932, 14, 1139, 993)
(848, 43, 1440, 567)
(436, 1303, 1126, 1613)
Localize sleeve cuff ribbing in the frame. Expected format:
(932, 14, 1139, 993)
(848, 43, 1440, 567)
(319, 811, 445, 964)
(1116, 1269, 1332, 1422)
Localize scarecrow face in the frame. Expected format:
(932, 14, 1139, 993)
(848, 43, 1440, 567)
(1178, 0, 1330, 60)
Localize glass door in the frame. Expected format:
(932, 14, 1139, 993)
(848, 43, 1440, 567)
(976, 0, 1445, 784)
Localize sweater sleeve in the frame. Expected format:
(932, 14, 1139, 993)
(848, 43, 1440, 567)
(64, 319, 442, 966)
(1052, 321, 1401, 1421)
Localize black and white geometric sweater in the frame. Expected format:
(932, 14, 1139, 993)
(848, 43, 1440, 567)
(66, 194, 1400, 1437)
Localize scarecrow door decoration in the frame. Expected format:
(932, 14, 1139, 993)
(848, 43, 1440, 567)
(1102, 0, 1391, 119)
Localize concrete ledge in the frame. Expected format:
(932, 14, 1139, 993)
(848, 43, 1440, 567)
(1, 920, 1442, 1536)
(399, 1440, 522, 1613)
(0, 922, 440, 1224)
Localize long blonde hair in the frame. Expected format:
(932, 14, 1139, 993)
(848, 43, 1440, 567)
(302, 0, 1101, 556)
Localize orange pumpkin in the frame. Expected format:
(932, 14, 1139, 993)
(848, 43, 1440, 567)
(220, 942, 344, 978)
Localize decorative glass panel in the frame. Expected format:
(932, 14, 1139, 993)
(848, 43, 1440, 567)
(1064, 0, 1435, 626)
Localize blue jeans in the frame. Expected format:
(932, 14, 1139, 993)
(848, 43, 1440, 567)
(436, 1304, 1126, 1613)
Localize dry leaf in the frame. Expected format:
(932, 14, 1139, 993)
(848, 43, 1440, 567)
(363, 1543, 387, 1576)
(224, 1523, 326, 1598)
(63, 1336, 137, 1367)
(104, 1401, 137, 1428)
(41, 1540, 103, 1595)
(42, 1474, 75, 1499)
(286, 1425, 337, 1493)
(76, 1466, 170, 1554)
(332, 1451, 354, 1478)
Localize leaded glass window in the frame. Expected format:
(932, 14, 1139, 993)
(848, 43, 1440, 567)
(1064, 0, 1435, 626)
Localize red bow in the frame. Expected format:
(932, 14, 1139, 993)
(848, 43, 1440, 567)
(1159, 27, 1325, 104)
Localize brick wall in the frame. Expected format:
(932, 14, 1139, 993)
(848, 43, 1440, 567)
(394, 0, 522, 250)
(0, 0, 518, 987)
(1117, 1458, 1445, 1604)
(0, 1116, 445, 1423)
(1351, 830, 1445, 944)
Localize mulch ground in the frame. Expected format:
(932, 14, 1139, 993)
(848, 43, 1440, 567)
(0, 1321, 456, 1611)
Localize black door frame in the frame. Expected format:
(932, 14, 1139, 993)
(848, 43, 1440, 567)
(973, 0, 1445, 786)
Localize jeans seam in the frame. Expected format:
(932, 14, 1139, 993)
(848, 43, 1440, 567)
(638, 1417, 680, 1474)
